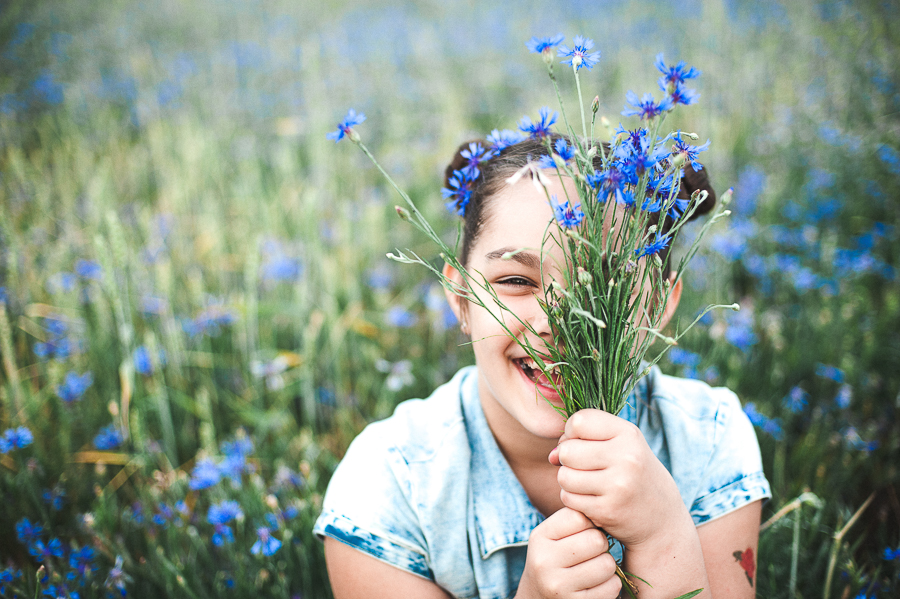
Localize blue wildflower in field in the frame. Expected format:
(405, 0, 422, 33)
(442, 168, 477, 216)
(189, 458, 223, 490)
(486, 128, 524, 152)
(133, 346, 152, 376)
(783, 386, 809, 413)
(878, 145, 900, 174)
(1, 426, 34, 452)
(56, 371, 93, 403)
(366, 265, 393, 290)
(762, 419, 784, 440)
(816, 363, 844, 383)
(208, 500, 243, 527)
(68, 546, 97, 580)
(152, 503, 174, 526)
(518, 107, 557, 139)
(459, 142, 495, 179)
(105, 556, 129, 597)
(525, 33, 564, 56)
(326, 108, 365, 143)
(835, 384, 852, 409)
(724, 310, 758, 351)
(655, 53, 701, 87)
(1, 568, 21, 595)
(34, 316, 77, 361)
(671, 131, 710, 171)
(251, 527, 282, 556)
(884, 546, 900, 560)
(212, 524, 235, 546)
(42, 487, 66, 510)
(16, 518, 42, 544)
(557, 35, 601, 71)
(29, 537, 64, 562)
(635, 232, 671, 259)
(47, 272, 77, 294)
(75, 259, 102, 280)
(94, 425, 124, 450)
(385, 306, 418, 328)
(220, 437, 255, 484)
(622, 91, 674, 120)
(551, 197, 584, 228)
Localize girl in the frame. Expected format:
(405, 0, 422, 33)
(314, 136, 771, 599)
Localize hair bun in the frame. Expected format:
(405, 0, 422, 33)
(677, 162, 716, 220)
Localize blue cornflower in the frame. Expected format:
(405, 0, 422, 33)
(30, 537, 64, 562)
(835, 384, 852, 409)
(459, 142, 495, 178)
(783, 386, 809, 413)
(42, 487, 66, 511)
(558, 36, 601, 71)
(486, 128, 524, 152)
(551, 196, 584, 228)
(587, 166, 629, 203)
(762, 418, 784, 440)
(68, 546, 96, 580)
(725, 311, 758, 351)
(74, 259, 102, 280)
(671, 131, 710, 171)
(667, 82, 700, 107)
(189, 458, 222, 490)
(1, 426, 34, 452)
(743, 403, 766, 426)
(326, 108, 365, 143)
(93, 425, 124, 450)
(634, 232, 671, 259)
(654, 53, 701, 88)
(667, 347, 701, 367)
(883, 546, 900, 560)
(222, 436, 253, 459)
(551, 138, 576, 163)
(250, 527, 282, 556)
(518, 107, 558, 139)
(385, 306, 418, 328)
(133, 346, 152, 376)
(1, 568, 22, 595)
(622, 91, 674, 120)
(815, 363, 844, 383)
(16, 518, 43, 544)
(47, 272, 77, 294)
(153, 503, 174, 526)
(105, 556, 129, 597)
(442, 168, 476, 216)
(525, 34, 564, 55)
(55, 371, 93, 403)
(212, 524, 235, 546)
(208, 500, 243, 525)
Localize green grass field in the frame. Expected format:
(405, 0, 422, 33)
(0, 0, 898, 596)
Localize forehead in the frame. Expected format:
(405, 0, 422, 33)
(472, 175, 573, 256)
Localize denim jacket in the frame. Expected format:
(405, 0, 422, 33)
(314, 365, 771, 599)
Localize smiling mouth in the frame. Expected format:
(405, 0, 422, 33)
(514, 357, 563, 389)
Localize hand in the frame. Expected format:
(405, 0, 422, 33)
(548, 409, 693, 550)
(515, 507, 621, 599)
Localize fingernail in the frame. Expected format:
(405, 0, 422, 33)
(548, 446, 559, 464)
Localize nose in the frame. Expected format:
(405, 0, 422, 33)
(528, 296, 555, 340)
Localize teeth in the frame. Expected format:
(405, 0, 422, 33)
(519, 357, 560, 376)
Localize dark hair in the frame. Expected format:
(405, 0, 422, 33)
(443, 135, 716, 271)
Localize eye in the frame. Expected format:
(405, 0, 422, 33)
(497, 276, 536, 288)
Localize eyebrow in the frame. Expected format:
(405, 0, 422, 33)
(485, 247, 542, 270)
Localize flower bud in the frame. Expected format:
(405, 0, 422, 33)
(685, 131, 700, 140)
(671, 152, 686, 168)
(731, 303, 741, 311)
(591, 348, 601, 361)
(722, 187, 733, 206)
(348, 128, 361, 144)
(586, 146, 597, 159)
(664, 336, 678, 346)
(653, 254, 663, 269)
(591, 96, 600, 114)
(542, 48, 555, 66)
(647, 224, 657, 234)
(577, 267, 592, 285)
(395, 206, 410, 221)
(553, 154, 567, 169)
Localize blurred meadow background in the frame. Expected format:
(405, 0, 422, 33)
(0, 0, 898, 596)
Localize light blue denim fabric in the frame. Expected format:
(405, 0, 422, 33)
(314, 365, 771, 599)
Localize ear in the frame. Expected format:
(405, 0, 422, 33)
(442, 261, 468, 327)
(658, 271, 683, 330)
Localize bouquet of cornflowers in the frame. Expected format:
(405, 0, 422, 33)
(329, 34, 736, 424)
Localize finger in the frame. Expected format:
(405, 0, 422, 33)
(566, 552, 619, 592)
(557, 465, 606, 495)
(556, 438, 612, 470)
(573, 566, 623, 599)
(552, 526, 610, 567)
(548, 431, 571, 466)
(564, 409, 629, 441)
(540, 506, 597, 541)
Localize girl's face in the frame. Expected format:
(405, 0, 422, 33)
(444, 174, 683, 443)
(445, 174, 577, 440)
